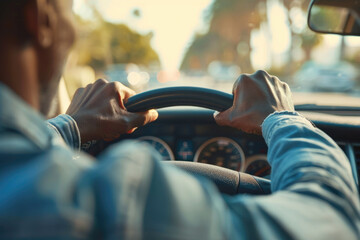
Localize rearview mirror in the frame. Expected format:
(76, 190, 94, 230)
(308, 0, 360, 36)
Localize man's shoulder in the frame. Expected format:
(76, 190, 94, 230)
(0, 130, 95, 239)
(0, 128, 95, 171)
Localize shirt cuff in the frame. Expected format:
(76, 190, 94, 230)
(47, 114, 81, 151)
(261, 111, 314, 145)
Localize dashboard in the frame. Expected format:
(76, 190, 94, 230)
(124, 108, 270, 178)
(92, 107, 360, 183)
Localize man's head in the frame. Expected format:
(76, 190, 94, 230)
(0, 0, 76, 115)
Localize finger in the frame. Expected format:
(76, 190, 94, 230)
(127, 127, 138, 134)
(232, 76, 242, 95)
(252, 70, 270, 79)
(232, 73, 253, 97)
(111, 81, 136, 99)
(245, 127, 262, 136)
(103, 133, 121, 141)
(283, 82, 291, 94)
(111, 82, 136, 108)
(75, 79, 108, 107)
(88, 78, 109, 97)
(122, 85, 136, 99)
(67, 87, 86, 113)
(120, 87, 136, 107)
(72, 87, 85, 98)
(94, 78, 109, 85)
(214, 108, 232, 127)
(127, 109, 159, 129)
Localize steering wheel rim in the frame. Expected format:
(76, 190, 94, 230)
(125, 87, 271, 195)
(125, 87, 233, 112)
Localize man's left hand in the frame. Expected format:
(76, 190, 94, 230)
(66, 79, 158, 142)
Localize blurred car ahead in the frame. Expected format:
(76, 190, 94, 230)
(294, 61, 357, 92)
(105, 63, 152, 92)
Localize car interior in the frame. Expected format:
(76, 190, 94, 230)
(64, 0, 360, 195)
(83, 86, 360, 195)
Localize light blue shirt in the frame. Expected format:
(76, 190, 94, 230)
(0, 82, 359, 239)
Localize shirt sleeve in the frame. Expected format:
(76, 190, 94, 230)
(223, 111, 360, 239)
(262, 111, 358, 196)
(47, 114, 81, 151)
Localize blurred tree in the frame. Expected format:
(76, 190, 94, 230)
(133, 8, 141, 18)
(181, 0, 264, 73)
(181, 0, 325, 79)
(73, 11, 160, 73)
(283, 0, 322, 69)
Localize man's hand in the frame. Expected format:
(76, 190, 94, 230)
(66, 79, 158, 142)
(214, 70, 294, 135)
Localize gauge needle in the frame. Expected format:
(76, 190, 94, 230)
(256, 166, 271, 177)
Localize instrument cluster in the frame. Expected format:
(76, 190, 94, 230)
(138, 136, 270, 178)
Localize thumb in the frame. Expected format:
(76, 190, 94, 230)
(128, 109, 159, 129)
(214, 108, 231, 126)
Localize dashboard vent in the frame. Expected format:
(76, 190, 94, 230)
(353, 145, 360, 180)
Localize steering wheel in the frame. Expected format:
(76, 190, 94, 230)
(125, 87, 271, 195)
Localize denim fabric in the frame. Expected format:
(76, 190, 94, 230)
(47, 114, 81, 151)
(1, 82, 360, 239)
(0, 84, 94, 239)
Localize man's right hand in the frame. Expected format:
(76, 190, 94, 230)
(66, 79, 158, 142)
(214, 70, 294, 135)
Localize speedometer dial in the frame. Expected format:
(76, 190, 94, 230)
(245, 155, 271, 178)
(138, 136, 174, 161)
(194, 137, 245, 171)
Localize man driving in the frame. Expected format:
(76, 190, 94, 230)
(0, 0, 359, 239)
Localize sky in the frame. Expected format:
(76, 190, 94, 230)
(73, 0, 213, 70)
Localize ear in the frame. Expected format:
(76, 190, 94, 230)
(24, 0, 57, 48)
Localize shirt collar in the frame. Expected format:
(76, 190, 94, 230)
(0, 83, 52, 150)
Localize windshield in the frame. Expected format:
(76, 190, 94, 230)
(66, 0, 360, 108)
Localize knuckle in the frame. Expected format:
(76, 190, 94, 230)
(125, 119, 132, 130)
(254, 70, 268, 76)
(233, 78, 241, 88)
(233, 74, 251, 93)
(238, 73, 249, 80)
(120, 117, 131, 130)
(74, 87, 84, 95)
(109, 81, 117, 88)
(238, 74, 252, 85)
(283, 82, 291, 92)
(128, 88, 136, 96)
(228, 115, 237, 127)
(95, 78, 108, 85)
(113, 81, 125, 88)
(277, 78, 286, 87)
(138, 114, 147, 124)
(270, 77, 278, 85)
(236, 74, 249, 84)
(215, 118, 225, 126)
(115, 82, 136, 97)
(107, 81, 121, 94)
(110, 81, 126, 93)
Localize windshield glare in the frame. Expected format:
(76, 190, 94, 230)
(67, 0, 360, 108)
